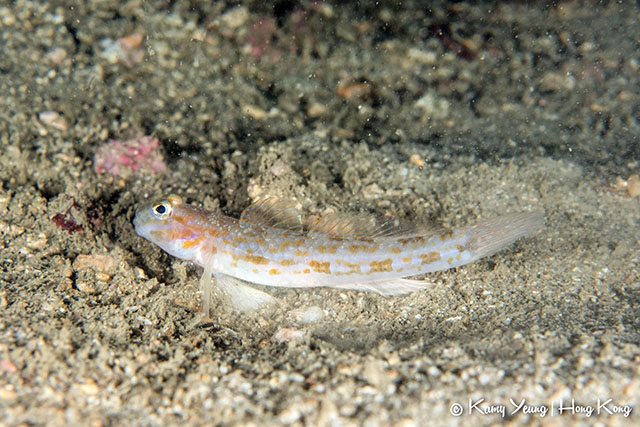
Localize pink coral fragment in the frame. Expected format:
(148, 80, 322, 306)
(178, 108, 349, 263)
(94, 135, 166, 179)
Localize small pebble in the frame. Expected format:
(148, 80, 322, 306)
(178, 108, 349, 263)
(98, 33, 145, 67)
(409, 154, 425, 167)
(38, 111, 68, 131)
(219, 6, 249, 30)
(0, 387, 17, 402)
(0, 360, 18, 373)
(45, 47, 67, 65)
(269, 160, 290, 177)
(74, 379, 100, 396)
(288, 306, 325, 324)
(243, 105, 267, 120)
(627, 174, 640, 197)
(272, 327, 306, 344)
(75, 281, 97, 294)
(73, 254, 117, 275)
(427, 366, 441, 377)
(25, 233, 48, 250)
(362, 358, 387, 389)
(307, 103, 327, 118)
(278, 406, 302, 424)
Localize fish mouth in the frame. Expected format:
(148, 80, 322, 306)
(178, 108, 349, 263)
(132, 211, 151, 238)
(132, 212, 141, 229)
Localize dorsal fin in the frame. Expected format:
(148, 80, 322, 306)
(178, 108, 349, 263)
(239, 197, 304, 232)
(307, 210, 425, 238)
(307, 211, 378, 236)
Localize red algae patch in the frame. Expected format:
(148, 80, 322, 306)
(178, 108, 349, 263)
(94, 135, 166, 179)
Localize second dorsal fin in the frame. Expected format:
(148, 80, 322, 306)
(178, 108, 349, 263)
(239, 197, 304, 232)
(308, 211, 377, 236)
(307, 210, 424, 238)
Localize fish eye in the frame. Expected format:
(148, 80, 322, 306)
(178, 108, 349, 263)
(152, 201, 172, 219)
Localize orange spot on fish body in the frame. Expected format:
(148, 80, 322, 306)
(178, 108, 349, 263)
(269, 268, 280, 275)
(181, 235, 205, 249)
(280, 259, 295, 266)
(175, 213, 226, 239)
(166, 228, 191, 241)
(370, 259, 393, 272)
(398, 236, 426, 248)
(341, 261, 362, 274)
(280, 240, 304, 252)
(201, 242, 217, 256)
(241, 254, 269, 265)
(171, 213, 195, 228)
(440, 231, 454, 241)
(348, 244, 378, 254)
(233, 236, 249, 245)
(309, 260, 331, 274)
(420, 252, 441, 265)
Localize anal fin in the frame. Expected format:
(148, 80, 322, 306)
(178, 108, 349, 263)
(213, 273, 277, 312)
(333, 278, 434, 296)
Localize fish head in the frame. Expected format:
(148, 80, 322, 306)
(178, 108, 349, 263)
(134, 194, 211, 264)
